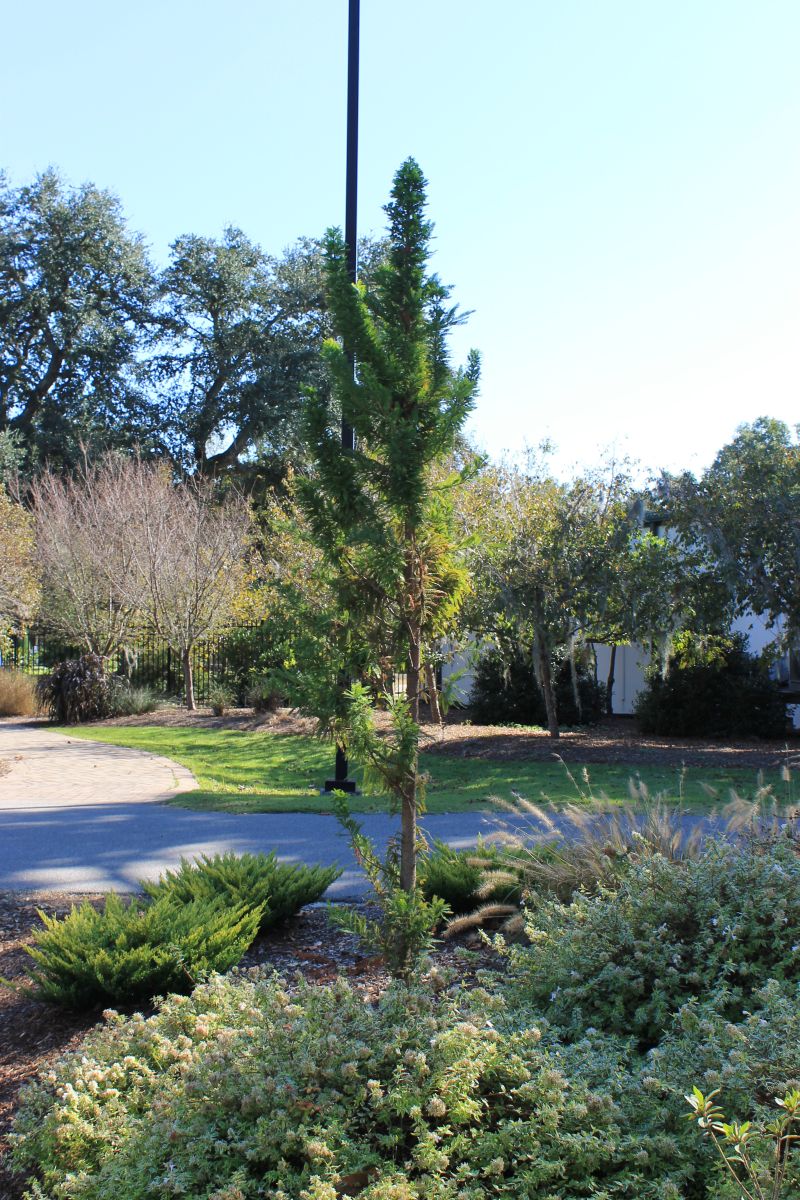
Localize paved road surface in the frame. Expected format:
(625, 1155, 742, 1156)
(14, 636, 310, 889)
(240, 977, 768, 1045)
(0, 719, 498, 896)
(0, 718, 725, 898)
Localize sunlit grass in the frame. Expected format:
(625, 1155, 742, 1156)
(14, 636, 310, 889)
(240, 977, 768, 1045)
(58, 725, 795, 815)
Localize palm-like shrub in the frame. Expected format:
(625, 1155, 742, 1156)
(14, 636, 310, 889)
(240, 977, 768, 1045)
(142, 851, 340, 932)
(36, 654, 111, 723)
(24, 892, 262, 1008)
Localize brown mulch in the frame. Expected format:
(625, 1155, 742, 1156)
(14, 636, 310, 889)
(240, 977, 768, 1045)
(101, 704, 800, 771)
(0, 892, 492, 1199)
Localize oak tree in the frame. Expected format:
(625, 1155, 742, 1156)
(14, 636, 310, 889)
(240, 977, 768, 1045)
(0, 171, 156, 470)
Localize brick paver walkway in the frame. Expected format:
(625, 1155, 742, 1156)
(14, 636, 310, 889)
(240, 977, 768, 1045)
(0, 718, 197, 810)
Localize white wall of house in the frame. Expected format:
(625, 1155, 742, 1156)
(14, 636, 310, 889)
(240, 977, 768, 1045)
(731, 611, 783, 657)
(440, 642, 479, 705)
(591, 611, 797, 718)
(440, 613, 799, 722)
(592, 643, 649, 715)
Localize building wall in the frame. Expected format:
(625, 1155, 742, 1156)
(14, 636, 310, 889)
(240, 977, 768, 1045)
(440, 642, 479, 705)
(592, 643, 649, 715)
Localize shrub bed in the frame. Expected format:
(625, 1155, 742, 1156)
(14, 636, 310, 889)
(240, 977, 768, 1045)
(634, 634, 786, 738)
(11, 974, 690, 1200)
(470, 646, 604, 727)
(12, 836, 800, 1198)
(504, 837, 800, 1045)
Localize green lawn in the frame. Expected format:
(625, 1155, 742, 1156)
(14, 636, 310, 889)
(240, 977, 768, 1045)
(59, 724, 793, 814)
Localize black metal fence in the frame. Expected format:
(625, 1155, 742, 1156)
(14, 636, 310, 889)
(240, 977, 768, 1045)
(4, 624, 275, 706)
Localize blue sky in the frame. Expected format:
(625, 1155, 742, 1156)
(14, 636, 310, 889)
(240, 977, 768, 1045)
(3, 1, 799, 477)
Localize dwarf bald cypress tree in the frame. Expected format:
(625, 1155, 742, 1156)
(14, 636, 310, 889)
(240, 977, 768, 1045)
(300, 159, 478, 890)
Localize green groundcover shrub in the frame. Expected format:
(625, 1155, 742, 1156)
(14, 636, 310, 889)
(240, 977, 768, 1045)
(634, 634, 786, 738)
(24, 893, 263, 1008)
(504, 838, 800, 1046)
(142, 852, 341, 933)
(14, 837, 800, 1197)
(12, 973, 693, 1200)
(470, 646, 605, 727)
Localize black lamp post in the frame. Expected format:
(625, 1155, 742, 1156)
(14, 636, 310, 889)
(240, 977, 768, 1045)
(323, 0, 359, 794)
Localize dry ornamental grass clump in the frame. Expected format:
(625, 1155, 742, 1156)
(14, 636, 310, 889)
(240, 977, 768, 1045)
(0, 670, 37, 717)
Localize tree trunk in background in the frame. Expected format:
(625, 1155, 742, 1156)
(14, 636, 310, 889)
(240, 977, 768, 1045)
(425, 662, 443, 723)
(407, 631, 421, 722)
(606, 643, 617, 716)
(534, 635, 560, 739)
(182, 647, 196, 711)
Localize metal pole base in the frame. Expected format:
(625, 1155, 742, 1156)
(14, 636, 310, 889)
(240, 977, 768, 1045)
(322, 778, 359, 794)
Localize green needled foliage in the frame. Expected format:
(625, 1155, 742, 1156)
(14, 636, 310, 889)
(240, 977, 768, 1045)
(142, 851, 341, 933)
(299, 159, 479, 892)
(21, 892, 262, 1008)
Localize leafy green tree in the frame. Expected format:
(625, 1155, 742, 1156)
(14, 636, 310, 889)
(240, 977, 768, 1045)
(151, 232, 331, 484)
(0, 170, 156, 470)
(300, 159, 478, 890)
(463, 458, 632, 736)
(667, 417, 800, 651)
(151, 233, 388, 486)
(593, 522, 734, 710)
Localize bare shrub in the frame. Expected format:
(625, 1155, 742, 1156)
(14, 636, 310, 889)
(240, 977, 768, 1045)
(30, 456, 147, 655)
(31, 456, 254, 710)
(122, 470, 253, 710)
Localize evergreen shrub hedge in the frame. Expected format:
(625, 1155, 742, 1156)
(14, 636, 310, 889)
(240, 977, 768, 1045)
(470, 646, 605, 726)
(142, 851, 341, 932)
(23, 892, 263, 1008)
(634, 635, 786, 738)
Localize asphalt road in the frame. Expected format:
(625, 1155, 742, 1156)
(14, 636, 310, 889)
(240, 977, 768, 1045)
(0, 802, 506, 897)
(0, 718, 725, 897)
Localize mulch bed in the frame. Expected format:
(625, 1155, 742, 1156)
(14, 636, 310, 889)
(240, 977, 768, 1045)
(103, 705, 800, 771)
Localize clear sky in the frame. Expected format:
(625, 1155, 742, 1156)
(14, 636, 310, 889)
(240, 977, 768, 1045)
(3, 0, 799, 478)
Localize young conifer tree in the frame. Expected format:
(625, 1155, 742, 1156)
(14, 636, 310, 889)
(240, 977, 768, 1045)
(301, 159, 479, 890)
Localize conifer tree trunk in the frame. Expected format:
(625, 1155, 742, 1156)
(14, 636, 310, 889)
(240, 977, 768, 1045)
(399, 772, 418, 891)
(400, 542, 422, 891)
